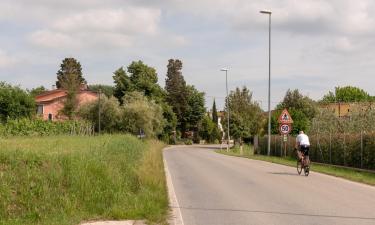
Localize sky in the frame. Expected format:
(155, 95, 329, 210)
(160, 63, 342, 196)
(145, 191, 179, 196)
(1, 0, 375, 110)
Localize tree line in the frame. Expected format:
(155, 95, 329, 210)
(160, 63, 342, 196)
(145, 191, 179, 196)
(1, 57, 374, 142)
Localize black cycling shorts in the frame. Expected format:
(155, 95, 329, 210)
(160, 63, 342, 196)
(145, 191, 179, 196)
(300, 145, 309, 156)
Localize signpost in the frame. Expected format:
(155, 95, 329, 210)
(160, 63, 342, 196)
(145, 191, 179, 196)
(278, 109, 293, 157)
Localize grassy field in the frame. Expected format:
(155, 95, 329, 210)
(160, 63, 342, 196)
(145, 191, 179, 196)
(0, 134, 168, 225)
(217, 145, 375, 186)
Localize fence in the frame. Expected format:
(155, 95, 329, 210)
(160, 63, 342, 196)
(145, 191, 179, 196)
(256, 132, 375, 171)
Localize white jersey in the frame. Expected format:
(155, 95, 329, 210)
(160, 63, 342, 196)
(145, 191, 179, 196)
(296, 133, 310, 146)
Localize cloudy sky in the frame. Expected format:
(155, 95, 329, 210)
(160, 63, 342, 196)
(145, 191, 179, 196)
(1, 0, 375, 110)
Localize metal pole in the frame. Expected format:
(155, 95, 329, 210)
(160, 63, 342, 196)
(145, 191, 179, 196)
(267, 13, 272, 156)
(226, 70, 230, 152)
(98, 89, 101, 135)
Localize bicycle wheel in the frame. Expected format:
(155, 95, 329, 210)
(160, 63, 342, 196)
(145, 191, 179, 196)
(297, 160, 302, 175)
(304, 165, 310, 176)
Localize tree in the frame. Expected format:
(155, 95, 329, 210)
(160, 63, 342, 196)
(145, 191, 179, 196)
(113, 61, 166, 104)
(185, 85, 205, 131)
(224, 87, 263, 143)
(127, 61, 165, 102)
(212, 99, 218, 124)
(0, 82, 35, 123)
(56, 58, 86, 88)
(321, 86, 373, 103)
(121, 92, 165, 138)
(88, 84, 114, 97)
(113, 67, 132, 105)
(78, 95, 122, 132)
(165, 59, 188, 133)
(199, 115, 221, 143)
(56, 58, 87, 119)
(28, 86, 47, 97)
(275, 89, 318, 134)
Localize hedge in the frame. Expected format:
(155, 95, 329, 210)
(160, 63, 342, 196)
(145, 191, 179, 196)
(257, 132, 375, 170)
(0, 118, 94, 137)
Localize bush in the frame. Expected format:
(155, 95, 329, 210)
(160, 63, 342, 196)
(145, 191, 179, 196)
(184, 139, 193, 145)
(0, 82, 35, 122)
(0, 118, 93, 137)
(78, 96, 121, 132)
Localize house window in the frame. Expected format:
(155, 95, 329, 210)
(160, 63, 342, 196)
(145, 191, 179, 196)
(48, 113, 53, 121)
(37, 105, 44, 114)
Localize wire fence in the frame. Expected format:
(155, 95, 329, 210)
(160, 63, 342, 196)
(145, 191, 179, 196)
(255, 132, 375, 171)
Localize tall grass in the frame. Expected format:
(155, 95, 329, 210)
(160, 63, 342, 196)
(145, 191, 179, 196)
(0, 135, 168, 225)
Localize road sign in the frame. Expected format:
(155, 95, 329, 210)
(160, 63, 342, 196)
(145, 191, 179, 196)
(279, 123, 291, 134)
(278, 109, 293, 124)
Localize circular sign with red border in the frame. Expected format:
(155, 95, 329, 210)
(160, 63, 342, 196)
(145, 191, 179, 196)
(279, 123, 291, 134)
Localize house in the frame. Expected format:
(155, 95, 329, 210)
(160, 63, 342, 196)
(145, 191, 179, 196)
(35, 86, 98, 121)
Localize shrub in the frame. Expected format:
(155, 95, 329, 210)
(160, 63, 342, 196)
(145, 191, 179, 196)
(0, 82, 35, 122)
(0, 118, 93, 137)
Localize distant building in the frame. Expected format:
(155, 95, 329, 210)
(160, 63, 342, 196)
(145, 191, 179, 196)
(35, 86, 98, 121)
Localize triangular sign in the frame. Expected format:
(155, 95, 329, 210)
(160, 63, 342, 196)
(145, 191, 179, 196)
(278, 109, 293, 123)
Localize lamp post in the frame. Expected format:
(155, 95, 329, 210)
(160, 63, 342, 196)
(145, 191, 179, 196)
(260, 9, 272, 156)
(221, 68, 230, 152)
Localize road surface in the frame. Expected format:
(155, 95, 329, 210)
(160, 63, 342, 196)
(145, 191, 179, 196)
(163, 145, 375, 225)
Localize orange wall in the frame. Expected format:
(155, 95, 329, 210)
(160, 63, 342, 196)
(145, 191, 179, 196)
(38, 92, 98, 120)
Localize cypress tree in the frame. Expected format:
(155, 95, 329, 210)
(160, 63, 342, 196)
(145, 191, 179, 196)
(212, 99, 218, 125)
(165, 59, 188, 132)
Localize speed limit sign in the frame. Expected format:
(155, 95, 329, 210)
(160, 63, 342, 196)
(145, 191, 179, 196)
(279, 124, 291, 134)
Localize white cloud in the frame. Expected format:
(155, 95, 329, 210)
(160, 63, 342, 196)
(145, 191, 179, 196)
(0, 50, 18, 68)
(28, 7, 161, 50)
(53, 8, 160, 35)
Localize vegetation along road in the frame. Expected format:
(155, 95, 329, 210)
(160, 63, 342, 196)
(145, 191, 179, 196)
(164, 145, 375, 225)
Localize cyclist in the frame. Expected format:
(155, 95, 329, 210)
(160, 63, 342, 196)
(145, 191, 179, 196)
(295, 130, 310, 166)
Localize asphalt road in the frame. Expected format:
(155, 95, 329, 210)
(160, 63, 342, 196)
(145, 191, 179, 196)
(163, 145, 375, 225)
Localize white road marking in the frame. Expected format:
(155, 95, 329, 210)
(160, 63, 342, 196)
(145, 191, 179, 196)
(164, 153, 185, 225)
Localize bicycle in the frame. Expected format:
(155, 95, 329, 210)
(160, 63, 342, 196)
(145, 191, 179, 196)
(296, 150, 310, 176)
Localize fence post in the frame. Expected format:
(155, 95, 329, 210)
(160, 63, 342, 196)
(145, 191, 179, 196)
(343, 132, 346, 166)
(274, 135, 277, 156)
(329, 132, 332, 164)
(360, 130, 363, 169)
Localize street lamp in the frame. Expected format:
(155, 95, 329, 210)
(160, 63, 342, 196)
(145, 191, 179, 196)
(221, 68, 230, 152)
(260, 9, 272, 156)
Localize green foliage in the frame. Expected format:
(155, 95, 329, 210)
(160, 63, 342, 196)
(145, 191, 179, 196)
(113, 67, 132, 105)
(321, 86, 373, 103)
(224, 87, 264, 142)
(212, 99, 218, 124)
(274, 89, 318, 134)
(128, 61, 166, 102)
(78, 95, 121, 133)
(0, 118, 93, 136)
(165, 59, 188, 132)
(56, 58, 86, 119)
(113, 61, 166, 105)
(198, 115, 221, 143)
(88, 84, 114, 97)
(28, 86, 47, 97)
(121, 92, 165, 138)
(0, 82, 35, 123)
(185, 85, 205, 131)
(56, 57, 86, 89)
(160, 103, 177, 143)
(0, 135, 168, 224)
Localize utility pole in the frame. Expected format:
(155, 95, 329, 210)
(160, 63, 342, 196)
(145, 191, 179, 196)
(260, 9, 272, 156)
